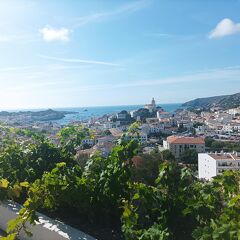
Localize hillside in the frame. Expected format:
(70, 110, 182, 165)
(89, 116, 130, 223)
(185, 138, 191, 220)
(182, 92, 240, 110)
(0, 109, 77, 123)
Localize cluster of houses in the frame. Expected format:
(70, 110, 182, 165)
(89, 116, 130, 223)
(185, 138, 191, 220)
(84, 102, 240, 181)
(185, 107, 240, 140)
(159, 134, 240, 181)
(2, 99, 240, 182)
(74, 99, 204, 160)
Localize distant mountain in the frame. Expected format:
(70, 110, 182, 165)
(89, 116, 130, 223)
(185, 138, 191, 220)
(182, 92, 240, 110)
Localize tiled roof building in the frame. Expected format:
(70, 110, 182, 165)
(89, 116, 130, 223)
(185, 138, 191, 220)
(163, 135, 205, 159)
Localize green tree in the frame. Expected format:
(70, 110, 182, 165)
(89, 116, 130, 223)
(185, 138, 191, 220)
(131, 152, 163, 185)
(161, 149, 175, 162)
(185, 171, 240, 240)
(180, 149, 198, 165)
(122, 161, 196, 240)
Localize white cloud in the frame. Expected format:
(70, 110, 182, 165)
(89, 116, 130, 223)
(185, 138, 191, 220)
(39, 54, 120, 66)
(39, 26, 70, 42)
(60, 66, 240, 92)
(39, 1, 147, 42)
(72, 0, 148, 28)
(209, 18, 240, 39)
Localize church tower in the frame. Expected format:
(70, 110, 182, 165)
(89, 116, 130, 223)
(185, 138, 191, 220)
(152, 97, 156, 109)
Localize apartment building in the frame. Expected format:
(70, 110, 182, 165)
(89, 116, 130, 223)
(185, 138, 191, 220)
(198, 152, 240, 180)
(163, 135, 205, 159)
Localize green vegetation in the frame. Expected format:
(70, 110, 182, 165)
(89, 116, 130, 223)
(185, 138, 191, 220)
(131, 153, 163, 186)
(180, 149, 198, 165)
(0, 125, 240, 239)
(205, 136, 240, 152)
(161, 149, 175, 162)
(122, 166, 240, 240)
(177, 123, 187, 133)
(182, 92, 240, 110)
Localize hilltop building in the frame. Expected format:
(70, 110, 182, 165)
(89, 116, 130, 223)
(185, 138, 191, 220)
(144, 98, 156, 113)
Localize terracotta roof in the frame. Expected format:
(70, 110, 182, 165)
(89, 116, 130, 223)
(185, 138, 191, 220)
(167, 135, 205, 144)
(109, 128, 123, 137)
(159, 119, 171, 123)
(76, 148, 95, 156)
(158, 111, 170, 115)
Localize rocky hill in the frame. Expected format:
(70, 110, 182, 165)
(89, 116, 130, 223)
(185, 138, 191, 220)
(182, 92, 240, 110)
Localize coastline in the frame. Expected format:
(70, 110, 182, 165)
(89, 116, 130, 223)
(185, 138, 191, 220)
(0, 103, 183, 126)
(53, 103, 183, 125)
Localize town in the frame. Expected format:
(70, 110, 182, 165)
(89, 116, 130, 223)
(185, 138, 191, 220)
(1, 1, 240, 239)
(2, 97, 240, 182)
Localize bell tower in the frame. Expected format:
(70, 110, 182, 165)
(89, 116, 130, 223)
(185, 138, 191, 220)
(152, 97, 156, 109)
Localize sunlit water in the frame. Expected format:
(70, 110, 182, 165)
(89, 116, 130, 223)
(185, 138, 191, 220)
(52, 103, 182, 125)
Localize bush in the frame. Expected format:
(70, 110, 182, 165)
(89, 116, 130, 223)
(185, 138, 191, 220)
(180, 149, 198, 165)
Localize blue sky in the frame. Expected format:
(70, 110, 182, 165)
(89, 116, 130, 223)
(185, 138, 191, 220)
(0, 0, 240, 109)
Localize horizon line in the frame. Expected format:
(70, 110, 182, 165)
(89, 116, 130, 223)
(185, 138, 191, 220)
(0, 102, 183, 112)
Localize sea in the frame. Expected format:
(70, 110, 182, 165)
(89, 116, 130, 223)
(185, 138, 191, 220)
(52, 103, 182, 125)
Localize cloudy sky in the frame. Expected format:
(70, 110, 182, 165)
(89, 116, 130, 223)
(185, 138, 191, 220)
(0, 0, 240, 109)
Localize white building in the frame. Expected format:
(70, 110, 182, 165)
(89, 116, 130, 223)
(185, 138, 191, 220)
(233, 123, 240, 132)
(103, 121, 121, 129)
(82, 138, 95, 146)
(222, 123, 240, 133)
(139, 123, 164, 135)
(228, 107, 240, 116)
(130, 110, 137, 118)
(177, 120, 193, 130)
(144, 98, 156, 113)
(215, 112, 232, 124)
(159, 118, 174, 128)
(157, 111, 172, 119)
(149, 124, 164, 133)
(127, 131, 148, 143)
(198, 152, 240, 180)
(195, 125, 208, 134)
(222, 124, 233, 133)
(139, 131, 148, 143)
